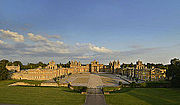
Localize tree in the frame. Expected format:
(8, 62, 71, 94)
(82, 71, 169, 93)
(13, 61, 23, 66)
(0, 59, 9, 66)
(0, 59, 10, 80)
(130, 62, 134, 67)
(168, 58, 180, 87)
(0, 66, 10, 80)
(37, 61, 47, 68)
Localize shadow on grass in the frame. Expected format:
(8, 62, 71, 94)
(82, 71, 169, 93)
(127, 91, 171, 105)
(63, 89, 82, 93)
(11, 85, 83, 94)
(14, 85, 60, 88)
(126, 88, 180, 105)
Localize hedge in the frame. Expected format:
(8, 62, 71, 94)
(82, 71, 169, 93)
(103, 86, 121, 92)
(71, 86, 87, 92)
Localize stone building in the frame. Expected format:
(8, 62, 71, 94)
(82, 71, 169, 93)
(70, 60, 89, 73)
(6, 64, 20, 72)
(151, 68, 166, 81)
(135, 60, 146, 69)
(11, 59, 166, 81)
(11, 60, 105, 80)
(12, 61, 64, 80)
(89, 60, 103, 73)
(109, 60, 120, 73)
(119, 60, 166, 81)
(45, 60, 58, 69)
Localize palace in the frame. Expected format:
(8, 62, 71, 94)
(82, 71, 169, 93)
(119, 60, 166, 81)
(10, 59, 166, 81)
(6, 64, 20, 72)
(11, 60, 109, 80)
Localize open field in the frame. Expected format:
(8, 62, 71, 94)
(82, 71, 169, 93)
(0, 80, 85, 105)
(105, 88, 180, 105)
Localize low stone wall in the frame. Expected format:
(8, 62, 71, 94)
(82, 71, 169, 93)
(41, 82, 58, 87)
(59, 83, 69, 87)
(9, 82, 69, 87)
(9, 82, 35, 86)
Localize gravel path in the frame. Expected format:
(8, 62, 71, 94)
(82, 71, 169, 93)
(84, 74, 107, 105)
(87, 74, 103, 88)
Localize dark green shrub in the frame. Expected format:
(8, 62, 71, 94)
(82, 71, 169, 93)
(130, 82, 137, 88)
(71, 86, 87, 92)
(139, 83, 147, 88)
(103, 86, 121, 92)
(145, 81, 170, 88)
(119, 81, 122, 85)
(171, 75, 180, 88)
(17, 80, 43, 86)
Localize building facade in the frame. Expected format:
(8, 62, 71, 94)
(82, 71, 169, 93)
(11, 59, 166, 81)
(119, 60, 166, 81)
(6, 65, 20, 72)
(11, 60, 107, 80)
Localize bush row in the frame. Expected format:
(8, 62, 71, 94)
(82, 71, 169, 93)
(70, 86, 87, 92)
(129, 81, 171, 88)
(17, 79, 43, 86)
(103, 86, 121, 92)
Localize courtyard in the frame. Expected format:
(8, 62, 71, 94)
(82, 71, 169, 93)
(62, 73, 122, 87)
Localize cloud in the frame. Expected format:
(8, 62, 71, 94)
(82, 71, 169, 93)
(89, 45, 112, 53)
(0, 40, 5, 44)
(27, 33, 48, 42)
(74, 55, 94, 59)
(56, 41, 64, 45)
(46, 35, 61, 39)
(0, 29, 172, 64)
(0, 29, 24, 42)
(129, 45, 143, 49)
(75, 43, 112, 53)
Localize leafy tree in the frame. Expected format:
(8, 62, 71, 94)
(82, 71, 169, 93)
(129, 62, 134, 67)
(0, 59, 10, 80)
(0, 66, 10, 80)
(13, 61, 23, 66)
(0, 59, 9, 66)
(168, 58, 180, 87)
(37, 62, 47, 68)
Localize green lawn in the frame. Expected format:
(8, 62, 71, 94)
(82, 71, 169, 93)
(0, 80, 85, 105)
(105, 88, 180, 105)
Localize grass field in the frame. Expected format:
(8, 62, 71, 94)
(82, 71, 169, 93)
(0, 80, 85, 105)
(105, 88, 180, 105)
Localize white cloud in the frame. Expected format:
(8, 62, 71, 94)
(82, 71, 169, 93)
(0, 30, 119, 63)
(0, 40, 5, 44)
(56, 41, 64, 45)
(74, 55, 94, 59)
(76, 43, 112, 53)
(89, 45, 112, 53)
(26, 32, 70, 54)
(27, 33, 48, 42)
(46, 35, 61, 39)
(0, 29, 24, 42)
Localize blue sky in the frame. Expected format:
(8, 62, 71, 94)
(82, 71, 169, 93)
(0, 0, 180, 64)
